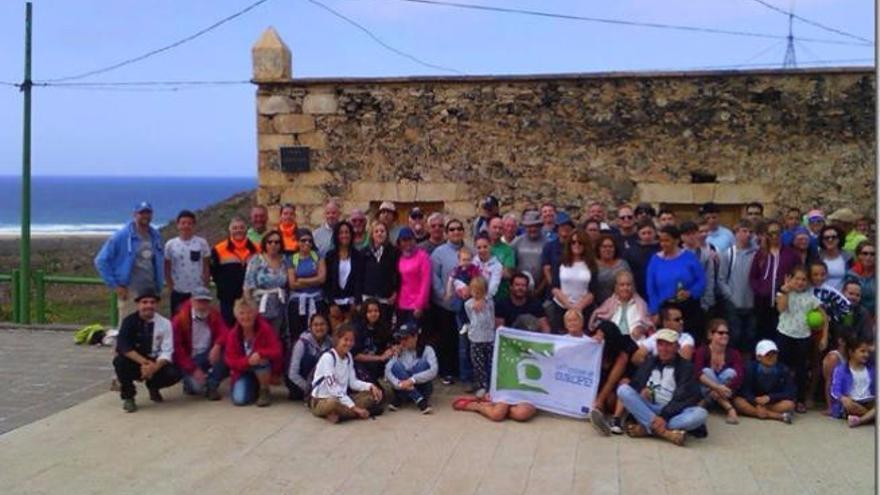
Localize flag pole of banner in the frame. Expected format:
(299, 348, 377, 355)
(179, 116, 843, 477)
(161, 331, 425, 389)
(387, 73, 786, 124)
(490, 327, 604, 419)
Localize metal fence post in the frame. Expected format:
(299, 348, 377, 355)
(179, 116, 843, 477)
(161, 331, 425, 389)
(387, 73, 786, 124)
(11, 270, 21, 323)
(110, 292, 118, 328)
(34, 269, 46, 324)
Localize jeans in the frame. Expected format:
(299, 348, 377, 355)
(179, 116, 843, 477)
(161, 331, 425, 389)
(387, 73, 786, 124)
(617, 384, 708, 433)
(456, 311, 473, 383)
(700, 368, 737, 400)
(725, 303, 757, 353)
(231, 363, 271, 406)
(113, 355, 182, 400)
(390, 360, 434, 403)
(182, 350, 229, 395)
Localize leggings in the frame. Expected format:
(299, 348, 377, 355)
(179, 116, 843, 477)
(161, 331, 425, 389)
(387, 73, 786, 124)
(776, 333, 810, 403)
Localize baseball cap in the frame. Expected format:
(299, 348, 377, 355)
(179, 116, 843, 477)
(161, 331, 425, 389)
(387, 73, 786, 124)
(482, 195, 499, 210)
(806, 209, 825, 223)
(191, 287, 213, 301)
(555, 211, 574, 227)
(654, 328, 680, 343)
(755, 339, 779, 357)
(827, 208, 859, 223)
(379, 201, 396, 212)
(397, 227, 415, 241)
(134, 201, 153, 213)
(409, 207, 424, 219)
(393, 320, 420, 340)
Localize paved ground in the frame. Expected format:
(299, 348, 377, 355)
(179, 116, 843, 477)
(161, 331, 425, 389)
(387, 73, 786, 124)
(0, 329, 112, 435)
(0, 329, 875, 494)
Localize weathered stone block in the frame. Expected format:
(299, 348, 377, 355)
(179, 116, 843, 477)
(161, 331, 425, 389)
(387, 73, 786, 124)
(280, 185, 324, 206)
(252, 27, 292, 82)
(303, 92, 338, 114)
(259, 95, 296, 115)
(297, 131, 327, 150)
(274, 114, 315, 134)
(258, 134, 295, 151)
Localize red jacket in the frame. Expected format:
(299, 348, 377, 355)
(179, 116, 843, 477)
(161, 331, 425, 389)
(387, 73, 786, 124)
(172, 300, 229, 374)
(224, 316, 283, 384)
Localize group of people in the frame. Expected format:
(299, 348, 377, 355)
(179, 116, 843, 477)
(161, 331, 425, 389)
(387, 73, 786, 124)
(94, 196, 876, 445)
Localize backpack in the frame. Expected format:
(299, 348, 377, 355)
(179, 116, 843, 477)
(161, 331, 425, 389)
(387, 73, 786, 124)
(74, 324, 106, 346)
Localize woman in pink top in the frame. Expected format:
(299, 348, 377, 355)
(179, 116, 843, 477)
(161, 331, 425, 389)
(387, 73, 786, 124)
(396, 227, 432, 323)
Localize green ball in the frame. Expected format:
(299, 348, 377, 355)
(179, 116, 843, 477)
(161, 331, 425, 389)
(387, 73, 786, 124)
(806, 309, 824, 330)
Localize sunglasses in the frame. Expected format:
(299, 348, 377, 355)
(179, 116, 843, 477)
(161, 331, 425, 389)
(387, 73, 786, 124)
(860, 251, 876, 256)
(823, 235, 838, 240)
(265, 239, 282, 245)
(299, 238, 313, 244)
(619, 215, 634, 220)
(714, 330, 729, 335)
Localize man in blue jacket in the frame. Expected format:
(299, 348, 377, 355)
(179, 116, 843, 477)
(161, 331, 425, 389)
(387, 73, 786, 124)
(95, 201, 165, 325)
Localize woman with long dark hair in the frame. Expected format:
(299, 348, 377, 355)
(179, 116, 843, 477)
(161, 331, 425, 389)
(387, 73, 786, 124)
(549, 228, 599, 332)
(324, 221, 364, 328)
(749, 220, 800, 343)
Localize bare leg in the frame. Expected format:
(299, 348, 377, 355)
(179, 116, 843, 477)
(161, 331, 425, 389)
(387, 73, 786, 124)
(822, 352, 841, 416)
(465, 400, 510, 422)
(508, 403, 537, 422)
(844, 400, 869, 417)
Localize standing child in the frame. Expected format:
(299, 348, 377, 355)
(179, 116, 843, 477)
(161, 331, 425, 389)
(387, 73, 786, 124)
(830, 336, 875, 427)
(733, 340, 796, 423)
(445, 247, 480, 387)
(776, 265, 827, 414)
(464, 276, 496, 398)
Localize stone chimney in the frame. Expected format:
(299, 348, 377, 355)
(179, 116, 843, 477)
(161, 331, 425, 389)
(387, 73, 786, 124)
(252, 27, 291, 82)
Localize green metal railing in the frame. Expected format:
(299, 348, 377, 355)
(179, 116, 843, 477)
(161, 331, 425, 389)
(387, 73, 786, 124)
(4, 270, 118, 327)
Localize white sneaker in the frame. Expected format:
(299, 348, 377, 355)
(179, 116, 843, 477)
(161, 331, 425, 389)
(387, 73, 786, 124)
(459, 324, 469, 336)
(475, 388, 487, 399)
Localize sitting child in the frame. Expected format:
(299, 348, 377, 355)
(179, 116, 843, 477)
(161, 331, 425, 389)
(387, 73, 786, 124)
(384, 321, 439, 414)
(830, 335, 875, 427)
(733, 340, 796, 424)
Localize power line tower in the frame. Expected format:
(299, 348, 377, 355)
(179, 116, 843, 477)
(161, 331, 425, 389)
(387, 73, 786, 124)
(782, 13, 797, 68)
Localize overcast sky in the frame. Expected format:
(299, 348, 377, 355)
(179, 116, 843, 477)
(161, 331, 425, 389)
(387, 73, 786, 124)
(0, 0, 874, 177)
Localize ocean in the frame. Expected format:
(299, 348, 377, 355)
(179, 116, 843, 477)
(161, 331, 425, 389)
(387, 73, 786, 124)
(0, 176, 257, 235)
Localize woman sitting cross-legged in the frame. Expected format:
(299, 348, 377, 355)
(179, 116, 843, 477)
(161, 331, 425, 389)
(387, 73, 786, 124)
(384, 320, 439, 414)
(732, 340, 796, 424)
(309, 324, 384, 423)
(693, 319, 744, 425)
(224, 297, 284, 407)
(286, 313, 332, 401)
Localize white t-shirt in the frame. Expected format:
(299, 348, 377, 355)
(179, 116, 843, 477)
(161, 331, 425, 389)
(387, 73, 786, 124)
(850, 366, 873, 401)
(641, 332, 695, 355)
(191, 311, 212, 356)
(824, 255, 847, 291)
(647, 366, 677, 406)
(558, 261, 591, 305)
(164, 236, 210, 293)
(338, 258, 352, 290)
(777, 290, 821, 339)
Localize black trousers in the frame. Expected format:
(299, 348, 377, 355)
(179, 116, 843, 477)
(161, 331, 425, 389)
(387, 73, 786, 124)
(170, 290, 191, 317)
(424, 304, 458, 378)
(113, 355, 182, 400)
(754, 298, 780, 343)
(776, 333, 810, 403)
(219, 297, 237, 327)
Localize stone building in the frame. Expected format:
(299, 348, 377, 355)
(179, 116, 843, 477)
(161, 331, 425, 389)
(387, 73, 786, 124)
(251, 27, 876, 228)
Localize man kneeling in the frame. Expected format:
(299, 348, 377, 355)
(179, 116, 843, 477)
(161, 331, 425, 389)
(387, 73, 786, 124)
(385, 321, 438, 414)
(616, 329, 707, 446)
(113, 290, 181, 412)
(172, 287, 229, 401)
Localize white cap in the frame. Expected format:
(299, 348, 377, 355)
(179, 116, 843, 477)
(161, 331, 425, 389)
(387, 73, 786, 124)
(755, 339, 778, 357)
(654, 328, 680, 344)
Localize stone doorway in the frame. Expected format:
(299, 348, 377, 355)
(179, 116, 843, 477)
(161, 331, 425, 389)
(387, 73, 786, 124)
(369, 201, 445, 225)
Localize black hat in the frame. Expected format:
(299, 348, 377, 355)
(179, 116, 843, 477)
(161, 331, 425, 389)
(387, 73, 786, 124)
(482, 195, 499, 210)
(393, 320, 420, 340)
(134, 288, 161, 302)
(635, 202, 656, 217)
(699, 202, 720, 215)
(409, 207, 425, 219)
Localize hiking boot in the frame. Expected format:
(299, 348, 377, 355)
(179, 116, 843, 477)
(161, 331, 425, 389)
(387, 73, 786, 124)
(609, 417, 624, 435)
(256, 387, 271, 407)
(149, 388, 163, 403)
(626, 423, 649, 438)
(417, 398, 433, 414)
(590, 409, 611, 436)
(205, 386, 221, 401)
(122, 398, 137, 413)
(656, 428, 686, 446)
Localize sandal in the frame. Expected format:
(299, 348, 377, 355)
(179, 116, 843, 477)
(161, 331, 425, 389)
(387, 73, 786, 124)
(452, 396, 481, 411)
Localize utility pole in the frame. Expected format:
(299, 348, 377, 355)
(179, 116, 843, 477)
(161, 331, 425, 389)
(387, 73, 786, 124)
(19, 2, 33, 324)
(782, 13, 797, 68)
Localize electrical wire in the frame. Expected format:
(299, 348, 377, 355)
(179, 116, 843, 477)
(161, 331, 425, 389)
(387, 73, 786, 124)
(42, 0, 274, 83)
(303, 0, 463, 73)
(383, 0, 873, 47)
(40, 80, 252, 87)
(733, 40, 786, 68)
(747, 0, 873, 44)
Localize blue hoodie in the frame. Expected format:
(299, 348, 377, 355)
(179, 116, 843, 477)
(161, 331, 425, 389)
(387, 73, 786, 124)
(94, 222, 164, 289)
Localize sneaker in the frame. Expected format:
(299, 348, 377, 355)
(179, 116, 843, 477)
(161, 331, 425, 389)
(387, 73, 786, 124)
(474, 388, 487, 399)
(256, 387, 271, 407)
(590, 409, 611, 436)
(459, 324, 469, 336)
(149, 388, 163, 403)
(609, 417, 624, 435)
(122, 398, 137, 413)
(205, 386, 221, 401)
(781, 411, 793, 424)
(388, 395, 402, 412)
(417, 398, 433, 414)
(441, 376, 456, 386)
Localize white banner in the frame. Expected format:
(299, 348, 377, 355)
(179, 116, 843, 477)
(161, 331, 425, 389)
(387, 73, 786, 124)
(490, 327, 604, 419)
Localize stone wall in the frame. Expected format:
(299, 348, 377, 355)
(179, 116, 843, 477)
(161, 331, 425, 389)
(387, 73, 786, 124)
(252, 29, 875, 226)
